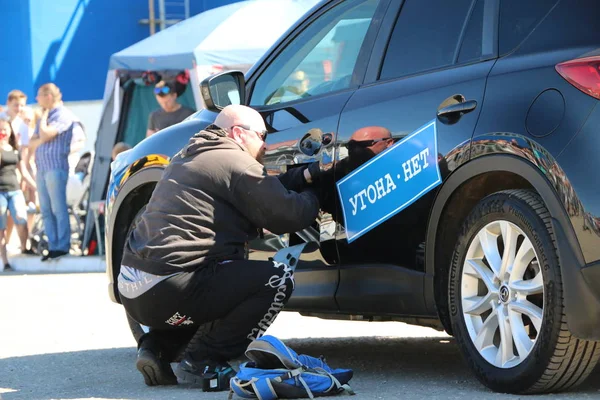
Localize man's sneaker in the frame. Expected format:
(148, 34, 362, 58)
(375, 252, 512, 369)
(175, 356, 236, 391)
(41, 253, 51, 262)
(136, 347, 178, 386)
(49, 250, 69, 260)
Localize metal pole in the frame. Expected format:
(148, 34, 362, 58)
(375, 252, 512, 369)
(148, 0, 156, 35)
(158, 0, 166, 31)
(184, 0, 190, 19)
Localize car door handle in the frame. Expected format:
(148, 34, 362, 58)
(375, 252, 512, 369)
(437, 99, 478, 125)
(437, 99, 477, 117)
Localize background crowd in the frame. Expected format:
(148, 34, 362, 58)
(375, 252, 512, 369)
(0, 77, 194, 271)
(0, 85, 86, 269)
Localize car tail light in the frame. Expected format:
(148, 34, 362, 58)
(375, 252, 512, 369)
(555, 56, 600, 100)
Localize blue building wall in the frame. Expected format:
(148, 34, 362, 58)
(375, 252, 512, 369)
(0, 0, 241, 102)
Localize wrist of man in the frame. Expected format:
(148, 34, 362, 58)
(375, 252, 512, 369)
(303, 167, 312, 184)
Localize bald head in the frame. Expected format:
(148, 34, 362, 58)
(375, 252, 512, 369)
(214, 105, 268, 162)
(350, 126, 391, 142)
(214, 105, 266, 135)
(348, 126, 394, 155)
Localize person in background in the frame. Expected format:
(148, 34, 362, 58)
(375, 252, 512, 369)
(1, 91, 35, 254)
(19, 106, 37, 176)
(29, 83, 75, 261)
(0, 116, 37, 270)
(0, 90, 30, 148)
(19, 107, 39, 231)
(112, 142, 132, 161)
(146, 80, 194, 137)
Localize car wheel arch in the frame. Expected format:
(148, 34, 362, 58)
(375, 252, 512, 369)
(425, 153, 583, 335)
(108, 167, 162, 303)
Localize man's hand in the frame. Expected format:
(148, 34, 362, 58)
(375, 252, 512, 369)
(38, 109, 60, 142)
(304, 162, 321, 185)
(278, 162, 321, 192)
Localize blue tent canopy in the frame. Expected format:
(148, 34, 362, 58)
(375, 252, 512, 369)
(85, 0, 322, 253)
(109, 0, 322, 72)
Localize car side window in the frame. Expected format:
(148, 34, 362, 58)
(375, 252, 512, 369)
(250, 0, 380, 107)
(457, 0, 485, 64)
(379, 0, 474, 81)
(499, 0, 558, 55)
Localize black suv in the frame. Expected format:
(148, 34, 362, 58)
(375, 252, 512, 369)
(106, 0, 600, 394)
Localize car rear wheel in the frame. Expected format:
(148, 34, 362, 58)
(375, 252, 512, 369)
(449, 189, 600, 394)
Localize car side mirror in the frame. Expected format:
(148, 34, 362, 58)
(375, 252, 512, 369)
(298, 129, 333, 157)
(200, 70, 246, 112)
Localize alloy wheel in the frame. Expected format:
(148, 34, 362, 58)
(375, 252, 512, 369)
(461, 220, 544, 369)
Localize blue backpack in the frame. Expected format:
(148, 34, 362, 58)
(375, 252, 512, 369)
(229, 335, 354, 399)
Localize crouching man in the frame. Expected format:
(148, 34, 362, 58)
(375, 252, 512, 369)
(118, 105, 319, 389)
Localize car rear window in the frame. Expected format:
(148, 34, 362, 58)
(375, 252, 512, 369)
(499, 0, 558, 55)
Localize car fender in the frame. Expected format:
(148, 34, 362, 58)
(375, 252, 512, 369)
(426, 133, 600, 339)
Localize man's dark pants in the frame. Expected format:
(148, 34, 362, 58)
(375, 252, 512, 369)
(121, 259, 295, 362)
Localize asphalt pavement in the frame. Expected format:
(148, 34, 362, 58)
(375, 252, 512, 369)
(1, 271, 599, 400)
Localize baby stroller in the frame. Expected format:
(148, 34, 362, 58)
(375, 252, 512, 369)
(29, 152, 93, 256)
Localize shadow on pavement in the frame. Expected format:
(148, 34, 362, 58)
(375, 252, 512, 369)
(0, 269, 103, 277)
(286, 337, 600, 396)
(1, 337, 599, 400)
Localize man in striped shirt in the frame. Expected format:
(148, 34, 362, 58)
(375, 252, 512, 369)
(29, 83, 75, 261)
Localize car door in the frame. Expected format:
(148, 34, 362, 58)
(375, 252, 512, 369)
(244, 0, 388, 311)
(332, 0, 498, 315)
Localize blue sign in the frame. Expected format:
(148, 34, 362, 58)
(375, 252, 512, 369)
(336, 120, 442, 243)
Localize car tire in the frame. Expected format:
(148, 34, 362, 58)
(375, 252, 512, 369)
(448, 189, 600, 394)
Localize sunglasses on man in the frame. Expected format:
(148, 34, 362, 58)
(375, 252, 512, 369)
(154, 86, 172, 96)
(231, 124, 268, 141)
(347, 137, 392, 148)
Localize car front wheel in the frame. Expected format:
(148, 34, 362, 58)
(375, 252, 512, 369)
(449, 189, 599, 394)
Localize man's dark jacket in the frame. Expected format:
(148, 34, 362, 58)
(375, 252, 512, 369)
(121, 128, 319, 275)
